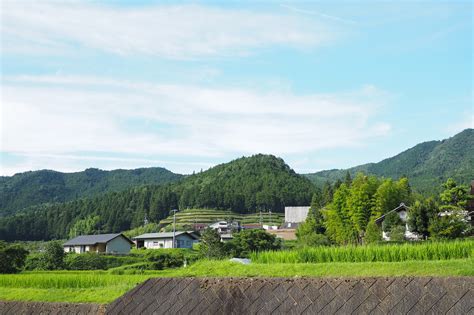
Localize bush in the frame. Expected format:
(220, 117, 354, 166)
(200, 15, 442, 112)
(145, 250, 186, 270)
(40, 241, 65, 270)
(389, 225, 406, 242)
(24, 253, 44, 271)
(65, 253, 107, 270)
(364, 220, 382, 244)
(228, 229, 281, 258)
(297, 234, 331, 247)
(0, 242, 29, 273)
(199, 228, 226, 259)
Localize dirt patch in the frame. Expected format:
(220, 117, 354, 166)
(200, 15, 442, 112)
(0, 300, 105, 315)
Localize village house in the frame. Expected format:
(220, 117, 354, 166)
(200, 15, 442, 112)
(132, 232, 199, 249)
(374, 203, 420, 241)
(63, 233, 133, 254)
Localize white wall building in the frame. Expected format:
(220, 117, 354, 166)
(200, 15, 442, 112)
(284, 206, 310, 224)
(63, 233, 133, 254)
(133, 232, 199, 249)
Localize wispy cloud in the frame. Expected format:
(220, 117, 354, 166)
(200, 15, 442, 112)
(280, 4, 357, 24)
(2, 74, 391, 175)
(2, 2, 334, 59)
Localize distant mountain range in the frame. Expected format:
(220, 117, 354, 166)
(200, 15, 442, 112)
(0, 167, 183, 217)
(304, 128, 474, 195)
(1, 129, 472, 220)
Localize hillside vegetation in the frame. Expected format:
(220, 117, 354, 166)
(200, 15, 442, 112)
(0, 167, 183, 217)
(0, 155, 314, 241)
(305, 129, 474, 195)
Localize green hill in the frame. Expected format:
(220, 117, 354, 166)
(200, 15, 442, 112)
(0, 154, 314, 241)
(0, 167, 183, 217)
(305, 129, 474, 195)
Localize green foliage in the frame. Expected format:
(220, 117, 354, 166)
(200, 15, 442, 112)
(0, 242, 29, 273)
(228, 229, 281, 258)
(408, 199, 437, 238)
(305, 129, 474, 196)
(40, 241, 65, 270)
(428, 213, 470, 239)
(65, 253, 107, 270)
(123, 223, 160, 238)
(251, 240, 474, 263)
(0, 167, 182, 217)
(382, 212, 403, 233)
(364, 220, 382, 244)
(296, 233, 331, 247)
(199, 228, 225, 259)
(389, 225, 406, 242)
(145, 250, 185, 270)
(68, 215, 100, 238)
(0, 155, 314, 241)
(439, 178, 470, 209)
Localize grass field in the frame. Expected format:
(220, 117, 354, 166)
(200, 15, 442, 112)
(252, 240, 474, 263)
(1, 258, 473, 304)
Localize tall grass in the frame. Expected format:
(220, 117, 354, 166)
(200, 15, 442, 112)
(0, 272, 150, 289)
(251, 240, 474, 264)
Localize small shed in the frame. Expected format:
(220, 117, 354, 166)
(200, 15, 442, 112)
(63, 233, 133, 254)
(133, 232, 199, 249)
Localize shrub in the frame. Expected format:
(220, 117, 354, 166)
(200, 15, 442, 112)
(0, 242, 29, 273)
(40, 241, 65, 270)
(199, 228, 226, 259)
(145, 250, 186, 270)
(364, 220, 382, 244)
(65, 253, 107, 270)
(228, 229, 281, 258)
(297, 234, 331, 247)
(389, 225, 406, 242)
(24, 253, 44, 271)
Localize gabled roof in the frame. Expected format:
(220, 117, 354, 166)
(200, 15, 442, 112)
(374, 203, 409, 224)
(64, 233, 133, 246)
(132, 232, 199, 240)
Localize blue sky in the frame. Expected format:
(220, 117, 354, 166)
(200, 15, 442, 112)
(1, 1, 472, 175)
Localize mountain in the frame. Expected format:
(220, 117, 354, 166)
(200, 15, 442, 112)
(0, 167, 183, 217)
(305, 129, 474, 195)
(0, 154, 316, 241)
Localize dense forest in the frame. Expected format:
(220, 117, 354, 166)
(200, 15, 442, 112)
(305, 129, 474, 195)
(0, 167, 183, 217)
(0, 155, 316, 241)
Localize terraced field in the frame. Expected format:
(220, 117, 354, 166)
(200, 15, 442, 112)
(158, 208, 284, 230)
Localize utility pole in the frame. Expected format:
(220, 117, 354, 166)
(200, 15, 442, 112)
(269, 210, 272, 227)
(171, 209, 178, 248)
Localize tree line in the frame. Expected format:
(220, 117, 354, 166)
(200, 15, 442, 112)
(297, 174, 472, 246)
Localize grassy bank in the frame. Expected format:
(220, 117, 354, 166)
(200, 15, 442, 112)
(1, 258, 473, 304)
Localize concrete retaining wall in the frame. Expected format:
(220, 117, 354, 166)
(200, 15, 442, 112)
(0, 301, 105, 315)
(107, 277, 473, 314)
(1, 277, 472, 314)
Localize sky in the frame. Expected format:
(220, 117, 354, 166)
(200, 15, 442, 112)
(0, 0, 472, 176)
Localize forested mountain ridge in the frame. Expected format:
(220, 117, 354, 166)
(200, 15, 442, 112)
(304, 129, 474, 195)
(0, 167, 183, 217)
(0, 154, 316, 241)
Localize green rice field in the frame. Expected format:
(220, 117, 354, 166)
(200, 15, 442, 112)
(251, 240, 474, 263)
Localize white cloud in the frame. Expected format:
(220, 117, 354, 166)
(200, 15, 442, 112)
(1, 74, 391, 175)
(1, 1, 334, 59)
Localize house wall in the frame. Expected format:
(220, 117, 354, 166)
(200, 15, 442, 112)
(143, 235, 195, 249)
(106, 236, 132, 254)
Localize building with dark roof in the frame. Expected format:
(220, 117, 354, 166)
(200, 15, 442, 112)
(63, 233, 133, 254)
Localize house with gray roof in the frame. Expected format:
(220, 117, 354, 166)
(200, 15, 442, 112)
(132, 232, 199, 249)
(63, 233, 133, 254)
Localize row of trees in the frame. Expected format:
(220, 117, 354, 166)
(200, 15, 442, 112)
(297, 175, 472, 246)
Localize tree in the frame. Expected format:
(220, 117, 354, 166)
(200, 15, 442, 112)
(344, 171, 352, 187)
(439, 178, 469, 209)
(407, 199, 437, 238)
(364, 220, 382, 244)
(40, 241, 65, 270)
(428, 179, 471, 239)
(0, 242, 29, 273)
(381, 211, 403, 233)
(68, 215, 101, 238)
(199, 228, 225, 259)
(229, 229, 281, 258)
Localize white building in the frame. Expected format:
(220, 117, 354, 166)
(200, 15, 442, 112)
(284, 206, 310, 228)
(63, 233, 133, 254)
(132, 232, 199, 249)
